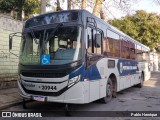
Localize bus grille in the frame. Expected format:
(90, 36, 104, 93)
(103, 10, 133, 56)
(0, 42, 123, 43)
(21, 72, 66, 78)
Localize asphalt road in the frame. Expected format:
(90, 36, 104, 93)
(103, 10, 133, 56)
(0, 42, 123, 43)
(1, 72, 160, 120)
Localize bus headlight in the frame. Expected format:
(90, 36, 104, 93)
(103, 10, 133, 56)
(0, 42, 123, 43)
(68, 75, 81, 87)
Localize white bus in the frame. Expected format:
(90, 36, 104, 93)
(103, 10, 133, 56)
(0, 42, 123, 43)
(9, 10, 151, 109)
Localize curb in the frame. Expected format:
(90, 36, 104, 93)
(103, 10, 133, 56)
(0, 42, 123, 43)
(0, 99, 34, 110)
(0, 100, 23, 110)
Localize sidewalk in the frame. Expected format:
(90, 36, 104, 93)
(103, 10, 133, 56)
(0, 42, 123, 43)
(0, 87, 22, 110)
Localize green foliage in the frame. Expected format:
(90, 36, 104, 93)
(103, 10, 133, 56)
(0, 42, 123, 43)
(0, 0, 40, 20)
(23, 0, 41, 19)
(108, 10, 160, 50)
(0, 0, 15, 13)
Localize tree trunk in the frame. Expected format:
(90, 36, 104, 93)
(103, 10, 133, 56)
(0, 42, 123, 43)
(17, 10, 22, 20)
(10, 9, 17, 19)
(56, 0, 62, 11)
(93, 0, 103, 16)
(73, 0, 78, 9)
(67, 0, 72, 10)
(81, 0, 86, 9)
(100, 8, 107, 21)
(17, 0, 24, 20)
(40, 0, 46, 14)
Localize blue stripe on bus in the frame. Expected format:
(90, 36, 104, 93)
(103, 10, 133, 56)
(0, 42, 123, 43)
(69, 65, 85, 80)
(117, 59, 138, 76)
(84, 64, 101, 80)
(69, 64, 101, 81)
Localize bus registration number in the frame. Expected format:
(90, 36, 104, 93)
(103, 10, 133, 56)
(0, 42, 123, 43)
(41, 85, 57, 91)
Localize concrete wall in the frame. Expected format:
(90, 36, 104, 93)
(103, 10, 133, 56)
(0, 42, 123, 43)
(0, 14, 23, 89)
(158, 53, 160, 71)
(150, 51, 159, 71)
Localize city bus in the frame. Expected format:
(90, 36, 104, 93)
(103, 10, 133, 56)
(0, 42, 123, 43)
(9, 10, 151, 109)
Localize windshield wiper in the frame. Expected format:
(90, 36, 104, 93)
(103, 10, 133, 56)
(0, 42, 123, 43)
(45, 23, 63, 43)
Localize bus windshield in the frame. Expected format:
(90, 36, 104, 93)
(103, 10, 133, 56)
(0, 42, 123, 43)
(20, 26, 82, 65)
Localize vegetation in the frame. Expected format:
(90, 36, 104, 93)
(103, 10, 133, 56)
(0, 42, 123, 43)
(0, 0, 40, 20)
(109, 10, 160, 51)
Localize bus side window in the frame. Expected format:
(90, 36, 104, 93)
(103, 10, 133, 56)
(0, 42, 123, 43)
(106, 29, 120, 57)
(129, 42, 136, 59)
(126, 40, 130, 59)
(103, 37, 110, 56)
(121, 39, 129, 59)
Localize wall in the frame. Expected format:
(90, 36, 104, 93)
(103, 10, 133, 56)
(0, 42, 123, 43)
(158, 53, 160, 71)
(150, 51, 159, 71)
(0, 14, 23, 89)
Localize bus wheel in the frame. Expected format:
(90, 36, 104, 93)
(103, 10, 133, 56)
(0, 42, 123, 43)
(100, 78, 113, 103)
(137, 73, 144, 88)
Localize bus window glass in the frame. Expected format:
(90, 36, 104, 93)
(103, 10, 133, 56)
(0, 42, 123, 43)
(20, 31, 41, 64)
(20, 26, 82, 65)
(136, 44, 142, 60)
(129, 41, 135, 59)
(103, 37, 110, 56)
(107, 29, 120, 57)
(121, 39, 130, 59)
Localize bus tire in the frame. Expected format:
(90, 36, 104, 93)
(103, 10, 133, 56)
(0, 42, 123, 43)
(137, 73, 144, 88)
(100, 78, 113, 103)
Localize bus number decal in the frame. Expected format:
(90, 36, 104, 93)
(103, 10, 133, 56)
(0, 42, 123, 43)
(41, 85, 57, 91)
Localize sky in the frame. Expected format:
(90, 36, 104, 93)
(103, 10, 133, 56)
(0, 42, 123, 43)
(46, 0, 160, 19)
(104, 0, 160, 19)
(133, 0, 160, 13)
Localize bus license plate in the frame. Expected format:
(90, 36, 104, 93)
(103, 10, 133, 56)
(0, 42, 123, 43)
(33, 96, 45, 102)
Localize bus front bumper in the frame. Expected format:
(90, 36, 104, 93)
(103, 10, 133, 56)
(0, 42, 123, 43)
(17, 80, 89, 104)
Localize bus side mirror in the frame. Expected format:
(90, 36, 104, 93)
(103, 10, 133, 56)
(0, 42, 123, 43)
(9, 36, 13, 50)
(95, 34, 101, 48)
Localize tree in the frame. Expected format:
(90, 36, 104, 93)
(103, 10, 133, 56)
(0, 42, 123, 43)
(72, 0, 78, 9)
(67, 0, 72, 10)
(81, 0, 86, 9)
(40, 0, 47, 14)
(93, 0, 103, 16)
(56, 0, 63, 11)
(109, 10, 160, 50)
(0, 0, 40, 20)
